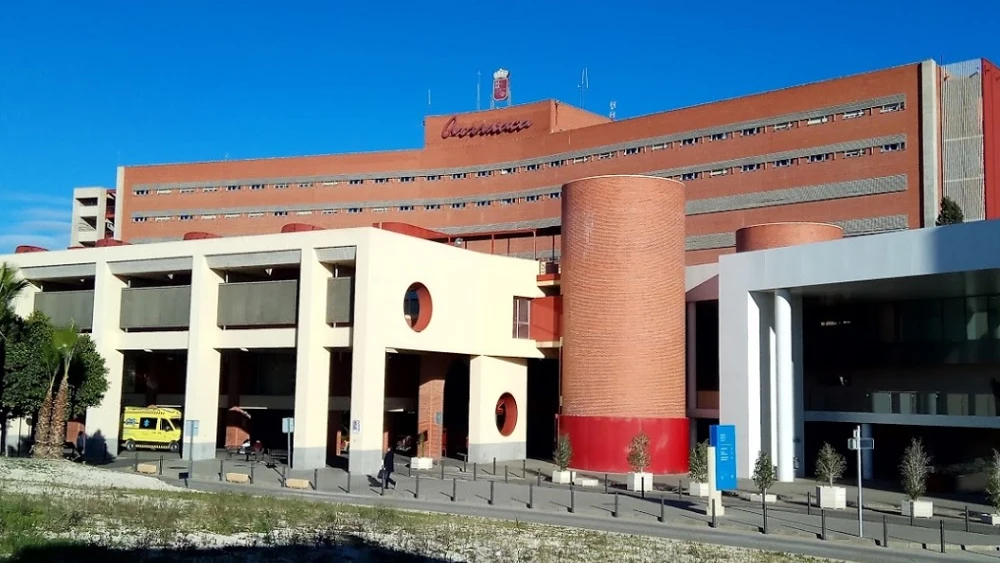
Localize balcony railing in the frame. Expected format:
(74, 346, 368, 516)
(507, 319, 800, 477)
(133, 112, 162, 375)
(120, 286, 191, 330)
(326, 277, 353, 324)
(34, 290, 95, 330)
(218, 280, 298, 328)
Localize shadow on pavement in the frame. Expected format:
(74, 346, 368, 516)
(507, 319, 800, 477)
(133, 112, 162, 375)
(7, 535, 451, 562)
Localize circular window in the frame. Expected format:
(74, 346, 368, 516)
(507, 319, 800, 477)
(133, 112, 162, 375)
(495, 393, 518, 437)
(403, 283, 433, 332)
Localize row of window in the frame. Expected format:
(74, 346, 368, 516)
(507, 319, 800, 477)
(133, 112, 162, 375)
(132, 192, 565, 223)
(129, 140, 906, 224)
(131, 102, 905, 197)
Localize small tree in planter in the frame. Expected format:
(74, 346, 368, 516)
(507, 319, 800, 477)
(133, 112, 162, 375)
(752, 450, 777, 503)
(983, 450, 1000, 525)
(411, 432, 433, 470)
(900, 437, 933, 518)
(552, 433, 574, 484)
(688, 440, 710, 497)
(626, 431, 653, 492)
(814, 443, 847, 509)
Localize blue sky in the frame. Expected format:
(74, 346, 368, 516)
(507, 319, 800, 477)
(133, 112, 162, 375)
(1, 0, 998, 252)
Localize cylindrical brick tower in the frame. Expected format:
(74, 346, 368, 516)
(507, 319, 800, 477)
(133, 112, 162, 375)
(735, 222, 843, 252)
(560, 175, 688, 473)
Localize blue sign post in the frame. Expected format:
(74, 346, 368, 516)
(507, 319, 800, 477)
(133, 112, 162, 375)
(709, 424, 737, 491)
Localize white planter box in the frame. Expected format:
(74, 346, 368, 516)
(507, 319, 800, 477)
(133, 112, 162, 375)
(902, 499, 933, 518)
(688, 482, 710, 497)
(981, 514, 1000, 525)
(411, 457, 433, 470)
(627, 472, 653, 492)
(749, 493, 777, 504)
(573, 476, 599, 487)
(816, 486, 847, 510)
(552, 470, 575, 485)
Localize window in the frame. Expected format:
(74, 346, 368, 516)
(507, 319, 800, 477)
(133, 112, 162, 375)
(572, 156, 588, 164)
(806, 116, 830, 126)
(203, 187, 218, 192)
(624, 147, 641, 155)
(880, 102, 903, 113)
(295, 211, 312, 216)
(156, 189, 172, 195)
(179, 188, 196, 194)
(598, 152, 615, 160)
(321, 210, 336, 215)
(349, 179, 364, 185)
(346, 208, 362, 214)
(501, 167, 517, 174)
(773, 122, 794, 131)
(843, 110, 864, 119)
(525, 195, 540, 202)
(549, 192, 561, 199)
(452, 173, 467, 179)
(201, 215, 217, 220)
(425, 204, 440, 210)
(807, 153, 831, 163)
(742, 163, 762, 172)
(477, 170, 492, 177)
(250, 184, 264, 190)
(550, 160, 565, 167)
(322, 181, 338, 186)
(374, 178, 389, 184)
(881, 143, 904, 153)
(273, 211, 288, 216)
(451, 202, 466, 209)
(248, 212, 264, 218)
(710, 133, 727, 141)
(400, 176, 414, 183)
(426, 175, 441, 181)
(681, 172, 698, 181)
(476, 200, 491, 207)
(274, 183, 288, 189)
(398, 205, 414, 212)
(179, 214, 193, 221)
(525, 164, 540, 171)
(843, 149, 863, 158)
(133, 190, 149, 196)
(742, 127, 761, 136)
(512, 297, 531, 339)
(709, 168, 729, 177)
(139, 417, 157, 430)
(159, 419, 173, 431)
(773, 159, 793, 168)
(151, 216, 168, 223)
(227, 185, 241, 191)
(500, 198, 515, 205)
(681, 138, 697, 146)
(132, 217, 147, 222)
(298, 182, 313, 188)
(651, 142, 669, 151)
(372, 207, 387, 213)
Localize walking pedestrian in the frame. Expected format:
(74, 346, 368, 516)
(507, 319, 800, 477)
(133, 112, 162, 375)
(382, 447, 395, 489)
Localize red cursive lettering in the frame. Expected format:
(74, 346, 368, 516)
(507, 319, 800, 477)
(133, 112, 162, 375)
(440, 116, 533, 140)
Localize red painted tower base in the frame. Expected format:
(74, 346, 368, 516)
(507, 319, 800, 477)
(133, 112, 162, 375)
(559, 415, 690, 474)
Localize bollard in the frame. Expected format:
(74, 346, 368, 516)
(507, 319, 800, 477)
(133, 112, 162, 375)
(493, 457, 497, 476)
(806, 491, 811, 516)
(441, 462, 445, 480)
(133, 452, 139, 472)
(451, 478, 457, 502)
(939, 520, 945, 554)
(569, 484, 575, 514)
(408, 463, 412, 478)
(659, 496, 665, 523)
(250, 463, 255, 484)
(537, 473, 542, 487)
(313, 468, 318, 490)
(505, 466, 509, 483)
(473, 463, 478, 481)
(281, 467, 287, 488)
(414, 475, 420, 499)
(463, 458, 467, 473)
(522, 459, 527, 479)
(762, 496, 768, 534)
(188, 460, 193, 480)
(965, 505, 970, 533)
(882, 515, 888, 548)
(528, 483, 534, 509)
(711, 498, 718, 528)
(159, 456, 163, 476)
(641, 476, 646, 499)
(489, 481, 495, 506)
(219, 460, 224, 482)
(613, 492, 619, 518)
(346, 470, 351, 493)
(909, 510, 914, 527)
(605, 474, 609, 494)
(678, 479, 683, 501)
(821, 509, 827, 540)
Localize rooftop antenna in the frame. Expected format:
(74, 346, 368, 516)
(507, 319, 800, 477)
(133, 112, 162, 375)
(578, 67, 589, 109)
(477, 71, 481, 111)
(609, 100, 617, 121)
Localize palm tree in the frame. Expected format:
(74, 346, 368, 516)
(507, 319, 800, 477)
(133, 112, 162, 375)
(33, 344, 61, 458)
(0, 262, 29, 456)
(48, 324, 79, 456)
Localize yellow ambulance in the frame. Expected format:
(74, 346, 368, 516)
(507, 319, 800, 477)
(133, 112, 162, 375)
(121, 406, 183, 453)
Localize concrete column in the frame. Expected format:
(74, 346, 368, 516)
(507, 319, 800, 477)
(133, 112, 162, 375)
(686, 302, 697, 413)
(861, 423, 874, 481)
(418, 354, 448, 459)
(468, 355, 527, 463)
(86, 261, 126, 456)
(348, 249, 386, 476)
(182, 256, 222, 461)
(720, 289, 764, 479)
(774, 289, 794, 483)
(792, 295, 806, 478)
(292, 248, 331, 470)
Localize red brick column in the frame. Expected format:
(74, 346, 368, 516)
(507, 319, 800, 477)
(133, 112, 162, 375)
(418, 355, 448, 459)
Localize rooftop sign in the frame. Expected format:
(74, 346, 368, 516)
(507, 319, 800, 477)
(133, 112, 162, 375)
(440, 116, 532, 140)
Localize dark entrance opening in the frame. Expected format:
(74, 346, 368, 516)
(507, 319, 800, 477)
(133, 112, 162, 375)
(527, 358, 558, 459)
(442, 357, 469, 458)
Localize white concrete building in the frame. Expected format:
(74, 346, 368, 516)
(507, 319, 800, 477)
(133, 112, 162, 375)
(69, 186, 118, 247)
(1, 226, 544, 475)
